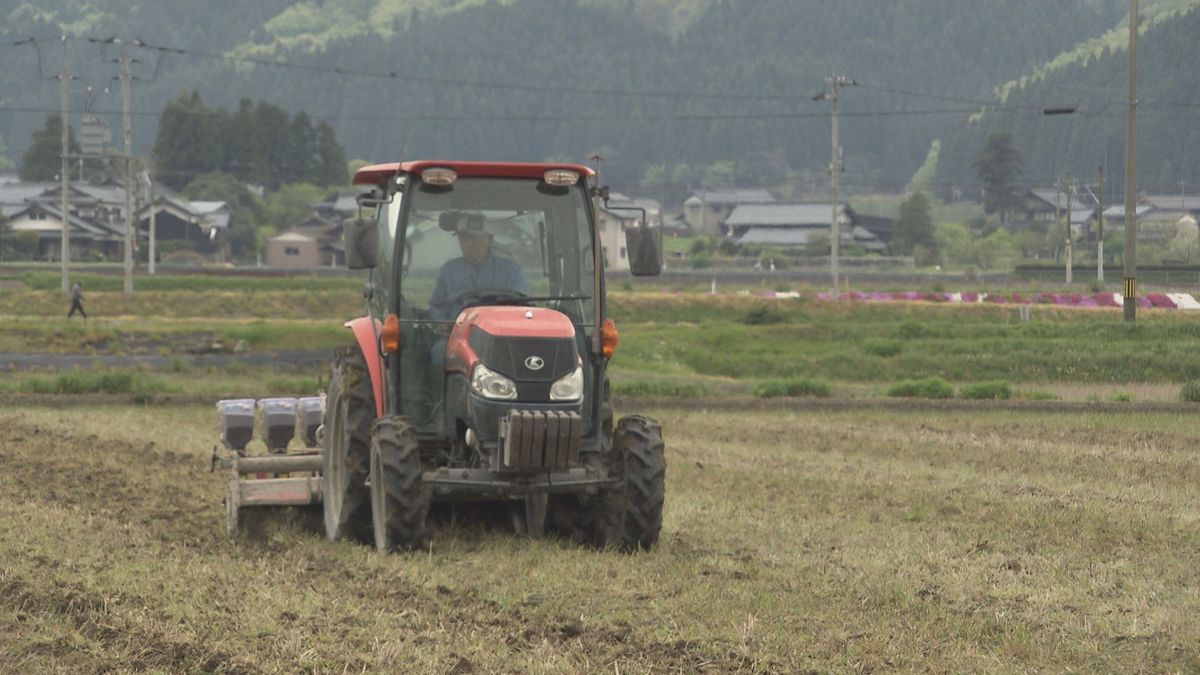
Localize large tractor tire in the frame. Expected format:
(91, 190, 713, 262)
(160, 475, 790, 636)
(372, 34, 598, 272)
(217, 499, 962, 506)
(322, 345, 375, 543)
(369, 416, 431, 552)
(604, 415, 666, 551)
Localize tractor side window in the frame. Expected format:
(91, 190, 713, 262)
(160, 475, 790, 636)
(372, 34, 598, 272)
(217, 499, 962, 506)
(371, 194, 401, 316)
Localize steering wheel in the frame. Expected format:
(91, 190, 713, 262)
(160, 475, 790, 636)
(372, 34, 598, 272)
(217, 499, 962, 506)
(453, 287, 530, 307)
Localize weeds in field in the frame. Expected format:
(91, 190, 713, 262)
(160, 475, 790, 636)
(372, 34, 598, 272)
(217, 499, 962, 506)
(612, 379, 708, 398)
(752, 377, 832, 398)
(1180, 381, 1200, 402)
(959, 380, 1012, 400)
(861, 338, 904, 357)
(740, 306, 788, 325)
(887, 377, 955, 398)
(3, 368, 179, 399)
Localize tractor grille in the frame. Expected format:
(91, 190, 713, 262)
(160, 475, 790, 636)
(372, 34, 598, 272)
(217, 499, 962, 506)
(498, 410, 582, 471)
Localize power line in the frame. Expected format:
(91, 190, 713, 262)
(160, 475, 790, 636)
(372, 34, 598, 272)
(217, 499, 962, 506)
(856, 82, 1048, 112)
(0, 102, 1054, 123)
(77, 35, 822, 104)
(1, 34, 1161, 120)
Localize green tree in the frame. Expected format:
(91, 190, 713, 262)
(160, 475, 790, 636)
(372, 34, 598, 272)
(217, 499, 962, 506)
(892, 191, 935, 255)
(252, 101, 291, 191)
(153, 92, 222, 190)
(262, 182, 325, 230)
(935, 221, 973, 266)
(0, 131, 13, 171)
(976, 228, 1017, 270)
(313, 121, 348, 186)
(20, 115, 78, 181)
(0, 221, 10, 261)
(225, 99, 268, 183)
(974, 131, 1024, 222)
(9, 231, 39, 260)
(285, 112, 317, 184)
(182, 172, 264, 261)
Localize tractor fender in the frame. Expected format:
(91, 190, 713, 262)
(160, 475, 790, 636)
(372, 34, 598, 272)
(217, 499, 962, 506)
(344, 316, 385, 418)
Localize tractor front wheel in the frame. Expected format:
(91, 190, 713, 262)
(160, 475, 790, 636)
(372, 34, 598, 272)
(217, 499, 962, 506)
(322, 346, 375, 542)
(604, 415, 666, 551)
(370, 416, 431, 552)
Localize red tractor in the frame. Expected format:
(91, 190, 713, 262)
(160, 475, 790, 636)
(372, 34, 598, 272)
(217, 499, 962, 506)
(218, 161, 665, 552)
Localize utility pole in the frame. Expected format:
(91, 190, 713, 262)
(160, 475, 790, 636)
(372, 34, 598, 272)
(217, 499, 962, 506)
(141, 167, 156, 275)
(1065, 174, 1075, 284)
(817, 76, 856, 299)
(1123, 0, 1139, 321)
(118, 38, 134, 297)
(1097, 165, 1105, 282)
(59, 34, 70, 294)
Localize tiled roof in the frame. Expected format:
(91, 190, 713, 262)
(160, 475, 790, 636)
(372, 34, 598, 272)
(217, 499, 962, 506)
(687, 189, 776, 206)
(737, 224, 885, 251)
(1103, 204, 1155, 219)
(0, 182, 55, 206)
(1142, 194, 1200, 211)
(726, 203, 843, 227)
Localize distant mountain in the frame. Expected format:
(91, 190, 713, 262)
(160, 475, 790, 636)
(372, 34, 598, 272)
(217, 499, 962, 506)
(1, 0, 1195, 196)
(936, 3, 1200, 203)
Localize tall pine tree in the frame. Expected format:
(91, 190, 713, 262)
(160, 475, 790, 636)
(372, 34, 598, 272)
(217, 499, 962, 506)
(153, 92, 222, 190)
(975, 132, 1024, 222)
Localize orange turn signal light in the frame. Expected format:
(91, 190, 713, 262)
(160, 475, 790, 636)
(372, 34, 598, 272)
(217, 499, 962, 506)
(601, 318, 619, 359)
(380, 313, 401, 354)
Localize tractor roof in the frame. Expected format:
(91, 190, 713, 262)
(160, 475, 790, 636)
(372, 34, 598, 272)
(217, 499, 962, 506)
(352, 161, 596, 187)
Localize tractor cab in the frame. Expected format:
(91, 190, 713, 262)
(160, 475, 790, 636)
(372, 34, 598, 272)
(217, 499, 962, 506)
(346, 162, 648, 449)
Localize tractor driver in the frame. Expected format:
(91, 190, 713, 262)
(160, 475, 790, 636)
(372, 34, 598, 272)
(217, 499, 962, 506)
(428, 213, 528, 322)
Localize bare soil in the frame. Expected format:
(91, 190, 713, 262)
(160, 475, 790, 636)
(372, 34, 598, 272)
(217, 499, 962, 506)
(0, 409, 751, 672)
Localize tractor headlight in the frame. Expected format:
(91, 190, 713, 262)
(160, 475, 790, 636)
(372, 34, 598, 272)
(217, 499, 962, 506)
(471, 363, 518, 400)
(549, 366, 584, 401)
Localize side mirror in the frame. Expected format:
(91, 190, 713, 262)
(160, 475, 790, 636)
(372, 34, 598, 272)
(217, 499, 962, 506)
(625, 224, 661, 276)
(343, 218, 379, 270)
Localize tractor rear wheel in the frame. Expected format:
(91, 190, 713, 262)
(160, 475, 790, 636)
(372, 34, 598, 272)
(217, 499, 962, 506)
(322, 345, 375, 542)
(370, 416, 431, 552)
(604, 415, 666, 551)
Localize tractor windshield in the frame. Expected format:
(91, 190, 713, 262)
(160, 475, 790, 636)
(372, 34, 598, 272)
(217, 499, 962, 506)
(397, 177, 596, 327)
(387, 176, 598, 434)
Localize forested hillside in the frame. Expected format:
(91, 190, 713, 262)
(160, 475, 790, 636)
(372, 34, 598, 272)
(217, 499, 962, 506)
(1, 0, 1194, 196)
(937, 4, 1200, 203)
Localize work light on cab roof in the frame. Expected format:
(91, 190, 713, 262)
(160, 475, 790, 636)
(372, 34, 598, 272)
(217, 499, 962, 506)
(543, 169, 580, 186)
(421, 167, 457, 186)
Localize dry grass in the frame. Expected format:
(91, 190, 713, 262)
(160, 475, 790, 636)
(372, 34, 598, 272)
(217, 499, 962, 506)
(1, 404, 1198, 672)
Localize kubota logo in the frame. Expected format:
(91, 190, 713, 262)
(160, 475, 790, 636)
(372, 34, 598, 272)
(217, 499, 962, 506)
(524, 356, 545, 371)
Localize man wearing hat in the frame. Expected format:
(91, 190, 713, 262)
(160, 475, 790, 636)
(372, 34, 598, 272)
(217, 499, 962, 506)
(428, 212, 528, 323)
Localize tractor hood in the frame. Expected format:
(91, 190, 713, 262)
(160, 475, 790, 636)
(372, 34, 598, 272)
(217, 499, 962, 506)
(445, 306, 579, 385)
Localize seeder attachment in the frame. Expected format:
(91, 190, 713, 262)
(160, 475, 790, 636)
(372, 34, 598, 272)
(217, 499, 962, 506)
(213, 396, 326, 536)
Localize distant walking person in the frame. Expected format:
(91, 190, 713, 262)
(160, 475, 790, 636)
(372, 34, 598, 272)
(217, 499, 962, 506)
(67, 282, 87, 319)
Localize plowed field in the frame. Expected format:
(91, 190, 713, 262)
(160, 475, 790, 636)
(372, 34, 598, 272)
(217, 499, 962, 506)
(2, 403, 1199, 673)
